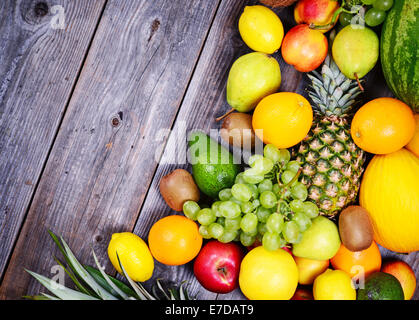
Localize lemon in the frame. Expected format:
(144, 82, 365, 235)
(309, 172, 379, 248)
(238, 5, 284, 54)
(239, 246, 298, 300)
(107, 232, 154, 282)
(313, 269, 356, 300)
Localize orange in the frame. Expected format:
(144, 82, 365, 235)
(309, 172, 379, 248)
(382, 260, 417, 300)
(252, 92, 313, 148)
(148, 215, 202, 266)
(330, 241, 381, 281)
(351, 97, 415, 154)
(406, 114, 419, 157)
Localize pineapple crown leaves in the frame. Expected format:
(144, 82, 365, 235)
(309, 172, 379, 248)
(24, 230, 193, 301)
(307, 55, 363, 118)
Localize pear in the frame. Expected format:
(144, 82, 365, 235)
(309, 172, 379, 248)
(292, 216, 341, 260)
(226, 52, 281, 113)
(332, 25, 379, 80)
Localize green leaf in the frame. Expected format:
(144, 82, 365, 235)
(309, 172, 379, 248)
(91, 250, 130, 300)
(59, 236, 117, 300)
(53, 257, 92, 296)
(25, 270, 98, 300)
(84, 265, 137, 298)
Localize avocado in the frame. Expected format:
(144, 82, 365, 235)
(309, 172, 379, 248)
(357, 272, 404, 300)
(188, 131, 240, 199)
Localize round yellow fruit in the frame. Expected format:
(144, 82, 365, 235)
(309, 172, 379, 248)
(107, 232, 154, 282)
(313, 269, 356, 300)
(239, 246, 298, 300)
(406, 114, 419, 157)
(294, 256, 329, 285)
(238, 5, 284, 54)
(252, 92, 313, 149)
(360, 148, 419, 253)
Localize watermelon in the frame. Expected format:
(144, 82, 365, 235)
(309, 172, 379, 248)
(381, 0, 419, 112)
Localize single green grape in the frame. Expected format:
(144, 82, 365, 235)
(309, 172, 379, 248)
(243, 168, 265, 184)
(264, 144, 281, 163)
(218, 229, 238, 243)
(302, 201, 319, 219)
(246, 183, 259, 200)
(240, 212, 258, 234)
(248, 154, 264, 167)
(252, 199, 261, 210)
(216, 217, 225, 226)
(291, 182, 308, 201)
(373, 0, 393, 11)
(183, 200, 200, 221)
(241, 201, 254, 214)
(283, 221, 300, 244)
(278, 149, 291, 166)
(256, 206, 271, 223)
(218, 188, 232, 201)
(272, 183, 280, 196)
(253, 157, 274, 175)
(218, 201, 241, 219)
(231, 183, 252, 202)
(244, 228, 258, 237)
(262, 232, 281, 251)
(293, 212, 312, 232)
(286, 160, 300, 173)
(258, 222, 268, 235)
(281, 170, 296, 185)
(208, 223, 224, 239)
(211, 201, 223, 217)
(260, 191, 277, 209)
(224, 216, 241, 231)
(240, 232, 256, 247)
(365, 8, 386, 26)
(290, 199, 304, 212)
(197, 208, 216, 226)
(234, 172, 246, 184)
(266, 213, 284, 233)
(339, 12, 354, 27)
(258, 179, 273, 193)
(199, 225, 212, 239)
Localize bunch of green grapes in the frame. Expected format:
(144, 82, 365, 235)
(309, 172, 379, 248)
(182, 144, 320, 251)
(339, 0, 394, 28)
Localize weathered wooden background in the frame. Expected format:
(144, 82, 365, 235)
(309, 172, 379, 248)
(0, 0, 417, 300)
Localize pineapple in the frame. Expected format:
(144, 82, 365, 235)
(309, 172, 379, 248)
(296, 53, 366, 217)
(25, 231, 192, 300)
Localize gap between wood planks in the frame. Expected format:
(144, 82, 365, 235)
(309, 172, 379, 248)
(0, 0, 110, 286)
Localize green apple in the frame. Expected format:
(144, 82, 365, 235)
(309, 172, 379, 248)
(332, 25, 379, 80)
(226, 52, 281, 113)
(292, 216, 341, 260)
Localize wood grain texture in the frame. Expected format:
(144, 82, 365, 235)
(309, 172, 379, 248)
(0, 0, 220, 299)
(0, 0, 106, 278)
(133, 1, 419, 301)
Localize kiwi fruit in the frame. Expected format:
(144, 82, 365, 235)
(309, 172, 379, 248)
(159, 169, 200, 211)
(338, 205, 374, 252)
(220, 112, 255, 149)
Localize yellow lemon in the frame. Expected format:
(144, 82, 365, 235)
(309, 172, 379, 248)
(107, 232, 154, 282)
(313, 269, 356, 300)
(239, 246, 298, 300)
(239, 5, 284, 54)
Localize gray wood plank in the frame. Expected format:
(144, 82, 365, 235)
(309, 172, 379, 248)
(0, 0, 221, 299)
(133, 2, 419, 301)
(0, 0, 106, 279)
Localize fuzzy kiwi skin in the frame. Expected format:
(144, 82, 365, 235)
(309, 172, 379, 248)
(220, 112, 255, 149)
(338, 205, 374, 252)
(159, 169, 200, 211)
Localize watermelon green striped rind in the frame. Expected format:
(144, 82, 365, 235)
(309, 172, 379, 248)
(380, 0, 419, 113)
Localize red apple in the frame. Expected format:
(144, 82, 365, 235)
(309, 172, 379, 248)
(193, 240, 244, 293)
(291, 287, 314, 300)
(295, 0, 340, 32)
(281, 24, 328, 72)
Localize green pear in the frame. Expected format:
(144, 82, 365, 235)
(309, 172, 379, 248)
(332, 25, 379, 80)
(226, 52, 281, 113)
(292, 216, 341, 260)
